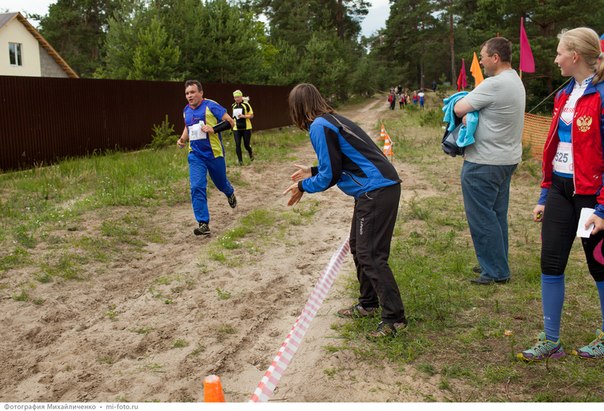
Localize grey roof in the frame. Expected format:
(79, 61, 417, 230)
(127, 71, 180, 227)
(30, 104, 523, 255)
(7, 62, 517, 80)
(0, 13, 19, 30)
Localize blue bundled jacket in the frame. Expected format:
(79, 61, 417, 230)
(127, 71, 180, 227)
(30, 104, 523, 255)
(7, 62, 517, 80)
(442, 91, 479, 147)
(299, 114, 400, 199)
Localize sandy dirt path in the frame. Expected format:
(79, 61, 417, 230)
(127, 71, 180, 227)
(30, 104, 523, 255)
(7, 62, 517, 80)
(0, 95, 445, 402)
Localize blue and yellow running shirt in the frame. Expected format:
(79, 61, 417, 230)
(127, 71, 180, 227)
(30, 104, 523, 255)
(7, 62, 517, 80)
(183, 99, 227, 159)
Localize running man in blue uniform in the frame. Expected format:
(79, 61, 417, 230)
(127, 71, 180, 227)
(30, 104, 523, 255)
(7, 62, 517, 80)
(177, 80, 237, 236)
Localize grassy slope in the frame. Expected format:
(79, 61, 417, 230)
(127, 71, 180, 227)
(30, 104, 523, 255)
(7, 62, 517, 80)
(333, 100, 604, 402)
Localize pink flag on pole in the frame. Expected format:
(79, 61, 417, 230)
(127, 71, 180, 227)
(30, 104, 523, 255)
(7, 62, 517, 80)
(457, 59, 467, 91)
(519, 17, 535, 73)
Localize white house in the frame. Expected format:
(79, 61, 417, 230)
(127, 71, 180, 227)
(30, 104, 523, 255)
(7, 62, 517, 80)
(0, 12, 78, 78)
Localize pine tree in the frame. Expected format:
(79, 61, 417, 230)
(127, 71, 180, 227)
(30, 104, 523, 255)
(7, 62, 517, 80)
(129, 16, 181, 81)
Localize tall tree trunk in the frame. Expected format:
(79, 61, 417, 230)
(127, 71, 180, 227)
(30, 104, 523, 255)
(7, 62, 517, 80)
(449, 3, 455, 84)
(336, 0, 344, 39)
(420, 59, 425, 90)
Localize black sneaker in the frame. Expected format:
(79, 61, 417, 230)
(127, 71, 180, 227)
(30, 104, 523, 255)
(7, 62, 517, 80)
(194, 222, 210, 236)
(228, 193, 237, 208)
(367, 320, 407, 339)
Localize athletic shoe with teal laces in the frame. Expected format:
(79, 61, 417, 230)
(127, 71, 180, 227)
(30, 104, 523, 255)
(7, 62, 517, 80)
(572, 330, 604, 359)
(516, 332, 566, 361)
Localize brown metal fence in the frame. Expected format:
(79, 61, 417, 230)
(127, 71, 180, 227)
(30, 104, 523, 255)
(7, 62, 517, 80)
(0, 76, 292, 172)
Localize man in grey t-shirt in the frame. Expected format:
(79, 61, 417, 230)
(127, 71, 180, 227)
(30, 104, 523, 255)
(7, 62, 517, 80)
(454, 37, 526, 285)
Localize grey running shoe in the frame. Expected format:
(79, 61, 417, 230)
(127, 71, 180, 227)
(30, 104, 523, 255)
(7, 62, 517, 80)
(336, 303, 378, 319)
(367, 320, 408, 339)
(194, 222, 210, 236)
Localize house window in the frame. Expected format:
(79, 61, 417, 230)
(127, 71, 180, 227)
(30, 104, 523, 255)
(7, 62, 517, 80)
(9, 42, 22, 66)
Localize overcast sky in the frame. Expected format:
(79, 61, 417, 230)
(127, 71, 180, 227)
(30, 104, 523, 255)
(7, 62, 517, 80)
(1, 0, 390, 37)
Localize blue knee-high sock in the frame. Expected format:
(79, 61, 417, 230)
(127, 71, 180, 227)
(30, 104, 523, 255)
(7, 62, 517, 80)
(596, 280, 604, 333)
(542, 273, 565, 341)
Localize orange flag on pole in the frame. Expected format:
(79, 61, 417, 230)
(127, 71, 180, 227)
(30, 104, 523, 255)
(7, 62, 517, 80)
(470, 52, 484, 87)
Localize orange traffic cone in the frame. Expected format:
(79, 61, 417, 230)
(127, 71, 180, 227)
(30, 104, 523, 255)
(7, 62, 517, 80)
(203, 374, 225, 402)
(378, 123, 387, 141)
(383, 135, 393, 159)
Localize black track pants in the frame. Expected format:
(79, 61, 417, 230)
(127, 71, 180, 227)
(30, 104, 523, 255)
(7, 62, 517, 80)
(349, 183, 406, 323)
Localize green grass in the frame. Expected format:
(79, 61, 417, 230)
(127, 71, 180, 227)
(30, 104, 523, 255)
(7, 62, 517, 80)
(147, 274, 195, 305)
(172, 339, 189, 349)
(131, 326, 154, 335)
(0, 126, 307, 297)
(216, 288, 232, 300)
(207, 207, 304, 266)
(334, 107, 604, 401)
(2, 100, 602, 401)
(222, 127, 308, 167)
(105, 305, 118, 321)
(12, 289, 29, 302)
(215, 324, 237, 342)
(0, 247, 30, 273)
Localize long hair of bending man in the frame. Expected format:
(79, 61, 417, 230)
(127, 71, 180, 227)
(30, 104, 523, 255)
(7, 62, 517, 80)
(288, 83, 334, 131)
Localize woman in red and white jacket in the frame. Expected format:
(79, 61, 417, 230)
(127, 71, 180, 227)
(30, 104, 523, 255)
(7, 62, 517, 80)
(518, 27, 604, 362)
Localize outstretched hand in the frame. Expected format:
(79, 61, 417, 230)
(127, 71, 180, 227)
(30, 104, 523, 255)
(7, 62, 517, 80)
(283, 182, 303, 206)
(291, 164, 311, 182)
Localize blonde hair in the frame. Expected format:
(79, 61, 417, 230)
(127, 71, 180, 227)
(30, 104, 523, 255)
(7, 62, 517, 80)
(288, 83, 334, 130)
(558, 27, 604, 84)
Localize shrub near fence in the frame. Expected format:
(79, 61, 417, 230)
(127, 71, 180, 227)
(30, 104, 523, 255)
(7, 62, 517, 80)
(0, 76, 292, 172)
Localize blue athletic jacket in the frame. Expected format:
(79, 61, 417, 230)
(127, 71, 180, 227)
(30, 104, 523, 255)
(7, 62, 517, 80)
(298, 114, 401, 199)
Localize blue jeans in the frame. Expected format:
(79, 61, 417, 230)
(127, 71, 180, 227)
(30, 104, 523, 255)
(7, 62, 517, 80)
(461, 161, 517, 281)
(188, 152, 234, 224)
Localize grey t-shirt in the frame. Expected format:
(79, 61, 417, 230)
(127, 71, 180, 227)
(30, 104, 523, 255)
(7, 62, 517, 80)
(463, 69, 526, 165)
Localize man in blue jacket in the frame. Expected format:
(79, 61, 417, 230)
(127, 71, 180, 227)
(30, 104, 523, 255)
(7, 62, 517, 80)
(284, 83, 407, 338)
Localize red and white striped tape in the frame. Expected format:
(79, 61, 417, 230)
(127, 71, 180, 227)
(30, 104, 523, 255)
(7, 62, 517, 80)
(250, 237, 351, 402)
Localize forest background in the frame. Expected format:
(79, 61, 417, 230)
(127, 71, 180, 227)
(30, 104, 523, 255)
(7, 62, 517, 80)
(17, 0, 604, 113)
